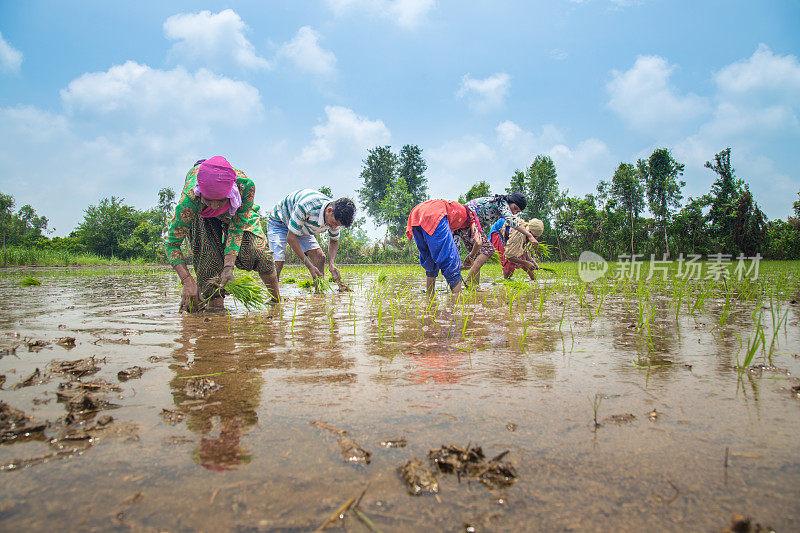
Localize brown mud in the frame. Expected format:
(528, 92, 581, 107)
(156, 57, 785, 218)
(0, 267, 798, 531)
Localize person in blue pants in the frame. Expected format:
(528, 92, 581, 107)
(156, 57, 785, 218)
(406, 199, 482, 296)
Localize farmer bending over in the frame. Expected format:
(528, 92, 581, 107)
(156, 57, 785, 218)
(490, 217, 543, 280)
(461, 193, 538, 289)
(165, 156, 280, 312)
(406, 199, 482, 295)
(267, 189, 355, 282)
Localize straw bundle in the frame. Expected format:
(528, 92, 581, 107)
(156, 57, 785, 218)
(503, 217, 544, 260)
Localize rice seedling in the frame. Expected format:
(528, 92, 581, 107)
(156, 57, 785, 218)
(20, 275, 42, 286)
(376, 270, 388, 284)
(206, 274, 270, 311)
(283, 277, 297, 283)
(738, 327, 763, 380)
(590, 393, 602, 429)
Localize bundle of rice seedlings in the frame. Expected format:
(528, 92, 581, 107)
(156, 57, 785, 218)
(283, 277, 297, 284)
(313, 277, 332, 293)
(206, 274, 270, 311)
(376, 270, 388, 283)
(20, 276, 42, 286)
(297, 277, 333, 293)
(536, 242, 552, 260)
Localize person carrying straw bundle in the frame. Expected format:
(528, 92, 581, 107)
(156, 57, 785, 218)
(491, 216, 544, 280)
(406, 199, 482, 295)
(461, 193, 539, 289)
(165, 156, 280, 312)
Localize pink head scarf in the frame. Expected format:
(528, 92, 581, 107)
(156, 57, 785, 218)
(192, 156, 243, 218)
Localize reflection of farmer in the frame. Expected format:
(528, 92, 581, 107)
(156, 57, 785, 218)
(170, 316, 262, 472)
(267, 189, 355, 282)
(165, 156, 280, 311)
(406, 199, 482, 295)
(461, 193, 539, 288)
(490, 217, 543, 280)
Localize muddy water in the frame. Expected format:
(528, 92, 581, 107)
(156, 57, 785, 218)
(0, 266, 799, 531)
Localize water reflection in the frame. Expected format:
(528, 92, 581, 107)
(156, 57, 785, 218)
(169, 314, 262, 471)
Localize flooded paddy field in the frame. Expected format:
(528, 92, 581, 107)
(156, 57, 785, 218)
(1, 263, 799, 531)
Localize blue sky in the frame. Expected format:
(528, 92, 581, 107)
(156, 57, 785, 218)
(1, 0, 798, 237)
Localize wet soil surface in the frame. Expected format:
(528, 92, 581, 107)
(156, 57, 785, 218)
(0, 266, 799, 531)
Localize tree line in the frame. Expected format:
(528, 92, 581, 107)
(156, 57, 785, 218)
(355, 145, 799, 261)
(2, 144, 798, 264)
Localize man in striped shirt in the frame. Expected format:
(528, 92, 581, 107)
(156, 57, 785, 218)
(267, 189, 356, 281)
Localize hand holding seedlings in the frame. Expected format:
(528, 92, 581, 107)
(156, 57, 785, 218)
(179, 275, 203, 313)
(219, 265, 236, 288)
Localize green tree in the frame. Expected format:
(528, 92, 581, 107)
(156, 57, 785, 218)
(378, 175, 415, 239)
(730, 185, 767, 256)
(705, 148, 742, 252)
(670, 196, 713, 256)
(358, 146, 398, 221)
(458, 180, 491, 204)
(398, 145, 428, 205)
(74, 196, 148, 259)
(554, 194, 603, 259)
(640, 148, 685, 257)
(609, 163, 645, 255)
(318, 185, 333, 197)
(156, 187, 176, 230)
(507, 155, 560, 223)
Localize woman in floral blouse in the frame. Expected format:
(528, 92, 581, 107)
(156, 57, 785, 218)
(462, 193, 538, 288)
(164, 156, 279, 311)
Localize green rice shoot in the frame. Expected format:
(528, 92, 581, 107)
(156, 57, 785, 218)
(20, 275, 42, 286)
(206, 273, 270, 311)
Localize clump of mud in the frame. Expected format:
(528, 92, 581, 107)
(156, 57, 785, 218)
(604, 413, 636, 425)
(160, 409, 185, 425)
(722, 513, 774, 533)
(48, 357, 103, 378)
(0, 402, 46, 443)
(427, 445, 518, 489)
(117, 366, 146, 382)
(311, 421, 372, 464)
(184, 377, 221, 398)
(379, 437, 407, 448)
(398, 457, 439, 495)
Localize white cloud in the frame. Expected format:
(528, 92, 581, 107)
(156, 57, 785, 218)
(0, 61, 269, 236)
(324, 0, 435, 29)
(547, 139, 614, 193)
(496, 120, 565, 163)
(0, 31, 23, 74)
(715, 44, 800, 100)
(60, 61, 263, 125)
(457, 73, 512, 113)
(277, 26, 336, 77)
(299, 106, 391, 164)
(425, 124, 614, 203)
(607, 55, 709, 135)
(706, 44, 800, 137)
(163, 9, 271, 71)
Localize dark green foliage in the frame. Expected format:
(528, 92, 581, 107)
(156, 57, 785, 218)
(358, 145, 428, 240)
(640, 148, 685, 257)
(610, 162, 645, 255)
(398, 145, 428, 205)
(358, 146, 399, 221)
(704, 148, 767, 255)
(506, 155, 560, 224)
(458, 180, 491, 204)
